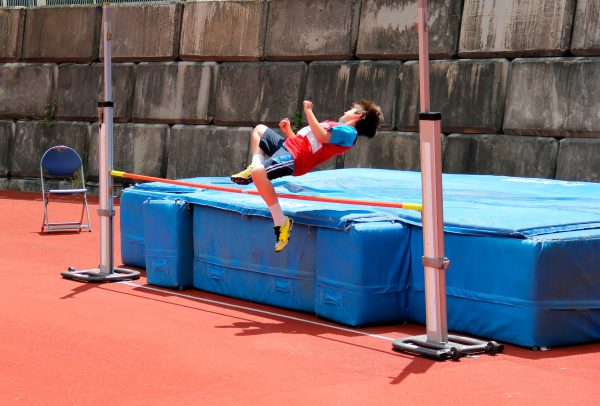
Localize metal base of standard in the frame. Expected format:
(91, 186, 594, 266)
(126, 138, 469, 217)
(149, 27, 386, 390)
(61, 266, 140, 283)
(392, 334, 504, 361)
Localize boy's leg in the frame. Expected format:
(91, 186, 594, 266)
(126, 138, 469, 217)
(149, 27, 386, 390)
(231, 125, 272, 185)
(252, 164, 294, 252)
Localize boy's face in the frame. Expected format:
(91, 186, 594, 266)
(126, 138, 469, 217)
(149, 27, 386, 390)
(339, 105, 362, 123)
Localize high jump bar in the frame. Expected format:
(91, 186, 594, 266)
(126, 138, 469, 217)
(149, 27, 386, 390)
(111, 170, 423, 211)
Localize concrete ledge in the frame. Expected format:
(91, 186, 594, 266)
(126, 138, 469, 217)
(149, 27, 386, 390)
(22, 6, 101, 63)
(459, 0, 575, 58)
(504, 58, 600, 137)
(571, 0, 600, 56)
(100, 4, 182, 62)
(131, 62, 216, 124)
(357, 0, 462, 60)
(556, 138, 600, 182)
(214, 62, 307, 126)
(0, 9, 25, 62)
(264, 0, 360, 61)
(55, 63, 135, 122)
(397, 59, 509, 133)
(443, 133, 558, 179)
(0, 63, 55, 120)
(0, 120, 14, 176)
(87, 123, 168, 181)
(180, 1, 267, 61)
(167, 125, 251, 179)
(305, 61, 401, 130)
(11, 121, 90, 178)
(0, 178, 51, 193)
(343, 131, 435, 171)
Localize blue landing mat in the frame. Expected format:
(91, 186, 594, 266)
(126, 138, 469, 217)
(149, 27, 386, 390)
(120, 169, 600, 347)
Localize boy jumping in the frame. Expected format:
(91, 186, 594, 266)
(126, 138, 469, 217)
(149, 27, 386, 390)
(231, 99, 383, 252)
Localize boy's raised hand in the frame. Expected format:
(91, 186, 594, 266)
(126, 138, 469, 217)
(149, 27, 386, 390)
(279, 118, 291, 131)
(303, 100, 313, 111)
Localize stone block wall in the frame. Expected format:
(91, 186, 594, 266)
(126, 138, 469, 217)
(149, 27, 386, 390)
(1, 0, 600, 194)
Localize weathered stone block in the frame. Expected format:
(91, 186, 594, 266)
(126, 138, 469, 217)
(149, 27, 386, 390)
(459, 0, 575, 58)
(305, 61, 401, 130)
(264, 0, 360, 61)
(0, 9, 25, 62)
(167, 125, 251, 179)
(0, 120, 14, 176)
(214, 62, 307, 126)
(55, 63, 135, 122)
(357, 0, 462, 60)
(11, 121, 90, 178)
(443, 133, 558, 179)
(397, 59, 509, 133)
(504, 58, 600, 137)
(571, 0, 600, 56)
(87, 123, 168, 181)
(131, 62, 216, 124)
(0, 63, 55, 120)
(344, 131, 434, 171)
(556, 138, 600, 182)
(100, 3, 182, 62)
(180, 1, 267, 61)
(22, 6, 101, 62)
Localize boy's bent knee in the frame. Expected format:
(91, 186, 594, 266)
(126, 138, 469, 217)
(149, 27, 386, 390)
(251, 164, 266, 176)
(254, 124, 268, 137)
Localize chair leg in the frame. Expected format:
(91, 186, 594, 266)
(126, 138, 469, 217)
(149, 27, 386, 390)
(83, 194, 92, 232)
(41, 192, 49, 232)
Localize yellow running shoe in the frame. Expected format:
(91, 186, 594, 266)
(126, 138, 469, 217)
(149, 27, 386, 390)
(230, 165, 254, 185)
(274, 216, 293, 252)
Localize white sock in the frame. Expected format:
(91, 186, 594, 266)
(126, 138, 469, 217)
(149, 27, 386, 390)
(251, 153, 265, 167)
(268, 202, 286, 226)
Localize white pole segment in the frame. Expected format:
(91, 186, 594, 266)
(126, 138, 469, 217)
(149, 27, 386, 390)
(417, 0, 431, 111)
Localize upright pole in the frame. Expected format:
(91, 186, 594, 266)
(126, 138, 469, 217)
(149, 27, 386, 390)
(416, 0, 449, 344)
(62, 2, 139, 283)
(392, 0, 502, 360)
(99, 1, 115, 274)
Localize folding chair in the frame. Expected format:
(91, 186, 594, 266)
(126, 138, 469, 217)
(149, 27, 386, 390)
(40, 145, 92, 233)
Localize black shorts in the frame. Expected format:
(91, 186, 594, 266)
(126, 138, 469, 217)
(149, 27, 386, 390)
(259, 128, 295, 180)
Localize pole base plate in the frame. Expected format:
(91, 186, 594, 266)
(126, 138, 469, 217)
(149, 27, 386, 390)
(392, 334, 503, 361)
(61, 266, 140, 283)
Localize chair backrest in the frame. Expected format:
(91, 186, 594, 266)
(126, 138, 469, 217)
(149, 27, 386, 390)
(40, 145, 83, 177)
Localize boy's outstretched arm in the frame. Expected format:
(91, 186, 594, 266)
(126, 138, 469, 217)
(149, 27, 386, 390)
(279, 118, 296, 138)
(303, 100, 330, 143)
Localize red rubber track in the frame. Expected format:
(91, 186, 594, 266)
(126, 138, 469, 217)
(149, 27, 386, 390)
(1, 191, 600, 405)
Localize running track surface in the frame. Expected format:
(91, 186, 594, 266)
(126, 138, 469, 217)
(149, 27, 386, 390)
(1, 191, 600, 405)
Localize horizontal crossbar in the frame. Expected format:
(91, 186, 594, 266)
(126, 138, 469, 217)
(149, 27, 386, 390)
(111, 170, 423, 211)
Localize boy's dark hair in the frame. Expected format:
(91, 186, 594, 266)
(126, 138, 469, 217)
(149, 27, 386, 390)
(354, 100, 383, 138)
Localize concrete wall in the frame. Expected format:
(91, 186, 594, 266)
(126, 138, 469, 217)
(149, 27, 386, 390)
(21, 6, 100, 62)
(571, 0, 600, 56)
(264, 0, 360, 61)
(0, 9, 24, 62)
(180, 1, 267, 62)
(2, 0, 600, 193)
(504, 58, 600, 137)
(100, 3, 182, 62)
(459, 0, 575, 58)
(0, 63, 55, 120)
(357, 0, 463, 60)
(397, 59, 509, 133)
(214, 62, 307, 126)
